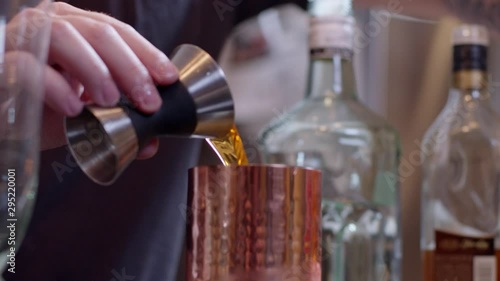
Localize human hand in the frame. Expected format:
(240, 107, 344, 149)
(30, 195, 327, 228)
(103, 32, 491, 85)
(7, 2, 178, 159)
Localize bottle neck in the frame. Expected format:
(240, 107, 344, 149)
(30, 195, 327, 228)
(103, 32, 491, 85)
(306, 9, 357, 100)
(306, 50, 357, 99)
(451, 44, 489, 99)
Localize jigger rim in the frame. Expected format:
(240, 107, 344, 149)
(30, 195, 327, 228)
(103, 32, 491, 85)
(63, 106, 139, 186)
(172, 44, 235, 138)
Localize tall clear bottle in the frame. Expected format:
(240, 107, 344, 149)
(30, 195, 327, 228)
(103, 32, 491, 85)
(421, 25, 500, 281)
(257, 0, 401, 280)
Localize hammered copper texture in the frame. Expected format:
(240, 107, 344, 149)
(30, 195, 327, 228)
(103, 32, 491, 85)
(187, 165, 322, 281)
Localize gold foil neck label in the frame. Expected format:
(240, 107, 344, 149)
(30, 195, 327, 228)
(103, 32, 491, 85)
(453, 70, 487, 90)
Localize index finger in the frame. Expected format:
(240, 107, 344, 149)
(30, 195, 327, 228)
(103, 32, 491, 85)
(50, 2, 179, 85)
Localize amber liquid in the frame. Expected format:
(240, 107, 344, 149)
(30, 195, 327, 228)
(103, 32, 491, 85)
(206, 124, 248, 165)
(423, 250, 500, 281)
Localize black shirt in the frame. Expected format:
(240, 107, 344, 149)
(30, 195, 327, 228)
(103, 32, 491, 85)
(6, 1, 305, 281)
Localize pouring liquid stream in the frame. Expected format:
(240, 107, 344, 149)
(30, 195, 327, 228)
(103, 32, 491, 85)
(206, 124, 248, 165)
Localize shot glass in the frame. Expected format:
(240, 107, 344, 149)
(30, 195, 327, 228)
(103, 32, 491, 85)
(186, 164, 322, 281)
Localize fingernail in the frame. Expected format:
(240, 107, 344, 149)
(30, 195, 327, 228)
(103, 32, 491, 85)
(156, 58, 178, 82)
(165, 63, 179, 81)
(67, 95, 83, 116)
(132, 84, 162, 112)
(101, 80, 120, 106)
(76, 84, 84, 97)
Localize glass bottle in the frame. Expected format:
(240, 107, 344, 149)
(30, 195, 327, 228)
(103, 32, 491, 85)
(421, 24, 500, 281)
(257, 0, 401, 280)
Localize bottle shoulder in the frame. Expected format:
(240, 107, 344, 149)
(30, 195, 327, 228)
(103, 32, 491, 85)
(422, 97, 500, 151)
(260, 97, 397, 133)
(420, 102, 500, 236)
(258, 97, 400, 149)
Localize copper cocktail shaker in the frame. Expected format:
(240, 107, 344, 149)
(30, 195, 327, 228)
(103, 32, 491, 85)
(187, 165, 322, 281)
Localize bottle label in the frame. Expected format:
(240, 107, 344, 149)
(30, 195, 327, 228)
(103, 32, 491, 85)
(433, 230, 496, 281)
(309, 15, 354, 58)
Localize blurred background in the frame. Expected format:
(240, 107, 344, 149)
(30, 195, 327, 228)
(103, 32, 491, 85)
(214, 4, 500, 280)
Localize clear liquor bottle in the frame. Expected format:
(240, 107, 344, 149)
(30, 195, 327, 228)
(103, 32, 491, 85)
(257, 0, 401, 280)
(421, 25, 500, 281)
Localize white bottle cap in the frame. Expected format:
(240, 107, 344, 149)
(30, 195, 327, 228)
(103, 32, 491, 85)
(309, 15, 355, 51)
(308, 0, 355, 53)
(452, 24, 489, 46)
(308, 0, 352, 17)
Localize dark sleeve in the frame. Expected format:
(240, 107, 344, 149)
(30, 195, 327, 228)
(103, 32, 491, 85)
(235, 0, 307, 24)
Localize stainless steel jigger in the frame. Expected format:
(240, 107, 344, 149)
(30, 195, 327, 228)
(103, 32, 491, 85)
(64, 44, 235, 186)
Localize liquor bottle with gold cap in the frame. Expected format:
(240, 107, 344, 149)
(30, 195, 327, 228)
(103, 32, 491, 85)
(257, 0, 401, 280)
(421, 24, 500, 281)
